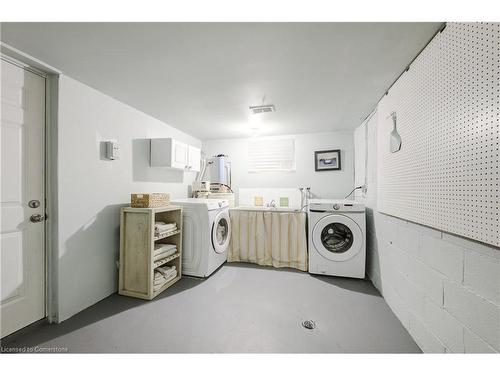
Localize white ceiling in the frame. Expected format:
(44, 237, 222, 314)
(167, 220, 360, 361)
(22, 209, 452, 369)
(1, 22, 442, 140)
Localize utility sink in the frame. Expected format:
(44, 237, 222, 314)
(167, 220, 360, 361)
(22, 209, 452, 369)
(232, 206, 302, 213)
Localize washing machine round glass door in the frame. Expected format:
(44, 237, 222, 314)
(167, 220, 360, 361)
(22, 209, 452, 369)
(312, 214, 363, 261)
(212, 210, 231, 254)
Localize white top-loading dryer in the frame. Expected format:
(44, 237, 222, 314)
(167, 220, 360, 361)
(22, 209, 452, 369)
(308, 199, 366, 278)
(171, 198, 231, 277)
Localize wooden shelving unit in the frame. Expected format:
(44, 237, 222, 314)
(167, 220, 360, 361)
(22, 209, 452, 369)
(119, 205, 182, 300)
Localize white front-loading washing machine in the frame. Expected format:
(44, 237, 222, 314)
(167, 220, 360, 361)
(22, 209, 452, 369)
(171, 198, 231, 277)
(308, 199, 366, 278)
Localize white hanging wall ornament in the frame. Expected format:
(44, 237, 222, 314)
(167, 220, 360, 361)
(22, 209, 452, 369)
(388, 111, 402, 153)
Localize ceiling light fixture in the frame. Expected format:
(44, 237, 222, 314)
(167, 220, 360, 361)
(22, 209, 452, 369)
(249, 104, 276, 115)
(249, 95, 276, 134)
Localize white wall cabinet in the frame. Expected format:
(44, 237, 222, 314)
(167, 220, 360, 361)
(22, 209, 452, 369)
(188, 145, 201, 172)
(151, 138, 201, 171)
(171, 139, 189, 169)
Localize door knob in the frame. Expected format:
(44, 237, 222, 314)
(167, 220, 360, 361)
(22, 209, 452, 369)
(30, 214, 45, 223)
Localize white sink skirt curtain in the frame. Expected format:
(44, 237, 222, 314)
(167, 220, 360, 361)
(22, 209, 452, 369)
(228, 210, 308, 271)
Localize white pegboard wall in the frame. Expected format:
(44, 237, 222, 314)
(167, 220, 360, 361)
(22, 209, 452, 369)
(377, 22, 499, 247)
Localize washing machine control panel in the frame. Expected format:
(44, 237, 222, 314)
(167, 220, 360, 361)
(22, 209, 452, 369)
(309, 199, 365, 213)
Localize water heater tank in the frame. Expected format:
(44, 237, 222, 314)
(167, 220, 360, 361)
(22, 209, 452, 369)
(207, 155, 231, 186)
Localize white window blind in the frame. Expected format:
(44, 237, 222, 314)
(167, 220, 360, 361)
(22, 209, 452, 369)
(248, 138, 295, 173)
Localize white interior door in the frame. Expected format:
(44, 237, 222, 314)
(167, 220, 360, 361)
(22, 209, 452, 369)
(1, 59, 46, 338)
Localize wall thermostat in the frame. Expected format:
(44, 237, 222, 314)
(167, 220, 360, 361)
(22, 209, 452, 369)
(105, 141, 120, 160)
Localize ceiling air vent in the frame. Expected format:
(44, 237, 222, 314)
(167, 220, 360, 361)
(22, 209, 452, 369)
(249, 104, 276, 114)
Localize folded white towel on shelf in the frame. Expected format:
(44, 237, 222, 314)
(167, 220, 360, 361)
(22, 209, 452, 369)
(160, 267, 177, 280)
(155, 221, 176, 227)
(154, 270, 167, 279)
(157, 265, 176, 277)
(154, 275, 164, 282)
(155, 243, 176, 250)
(153, 249, 177, 262)
(165, 270, 177, 280)
(154, 243, 177, 254)
(154, 222, 178, 237)
(155, 222, 177, 231)
(153, 268, 178, 291)
(154, 275, 166, 286)
(155, 227, 177, 234)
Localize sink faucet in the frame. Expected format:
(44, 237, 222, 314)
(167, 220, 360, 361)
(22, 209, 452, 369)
(266, 199, 277, 208)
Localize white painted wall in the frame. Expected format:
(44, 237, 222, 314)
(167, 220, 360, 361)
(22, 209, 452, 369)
(353, 122, 366, 192)
(203, 131, 355, 203)
(355, 112, 500, 353)
(56, 76, 201, 321)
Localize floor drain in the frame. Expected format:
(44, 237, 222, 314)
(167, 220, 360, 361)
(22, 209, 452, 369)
(302, 320, 316, 330)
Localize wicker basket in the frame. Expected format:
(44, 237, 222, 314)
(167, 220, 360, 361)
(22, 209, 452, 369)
(131, 193, 170, 208)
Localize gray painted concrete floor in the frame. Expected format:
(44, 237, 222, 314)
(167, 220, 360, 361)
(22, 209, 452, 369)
(2, 263, 421, 353)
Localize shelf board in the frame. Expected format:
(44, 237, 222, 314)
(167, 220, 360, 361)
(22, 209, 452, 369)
(123, 205, 182, 213)
(154, 229, 181, 241)
(152, 274, 181, 298)
(153, 252, 180, 268)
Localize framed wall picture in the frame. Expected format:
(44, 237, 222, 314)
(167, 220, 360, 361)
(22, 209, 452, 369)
(314, 149, 341, 171)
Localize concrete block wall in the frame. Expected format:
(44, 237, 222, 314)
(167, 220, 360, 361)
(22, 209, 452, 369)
(368, 211, 500, 353)
(356, 111, 500, 353)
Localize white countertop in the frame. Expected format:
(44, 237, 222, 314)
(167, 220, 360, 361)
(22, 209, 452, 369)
(230, 206, 303, 213)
